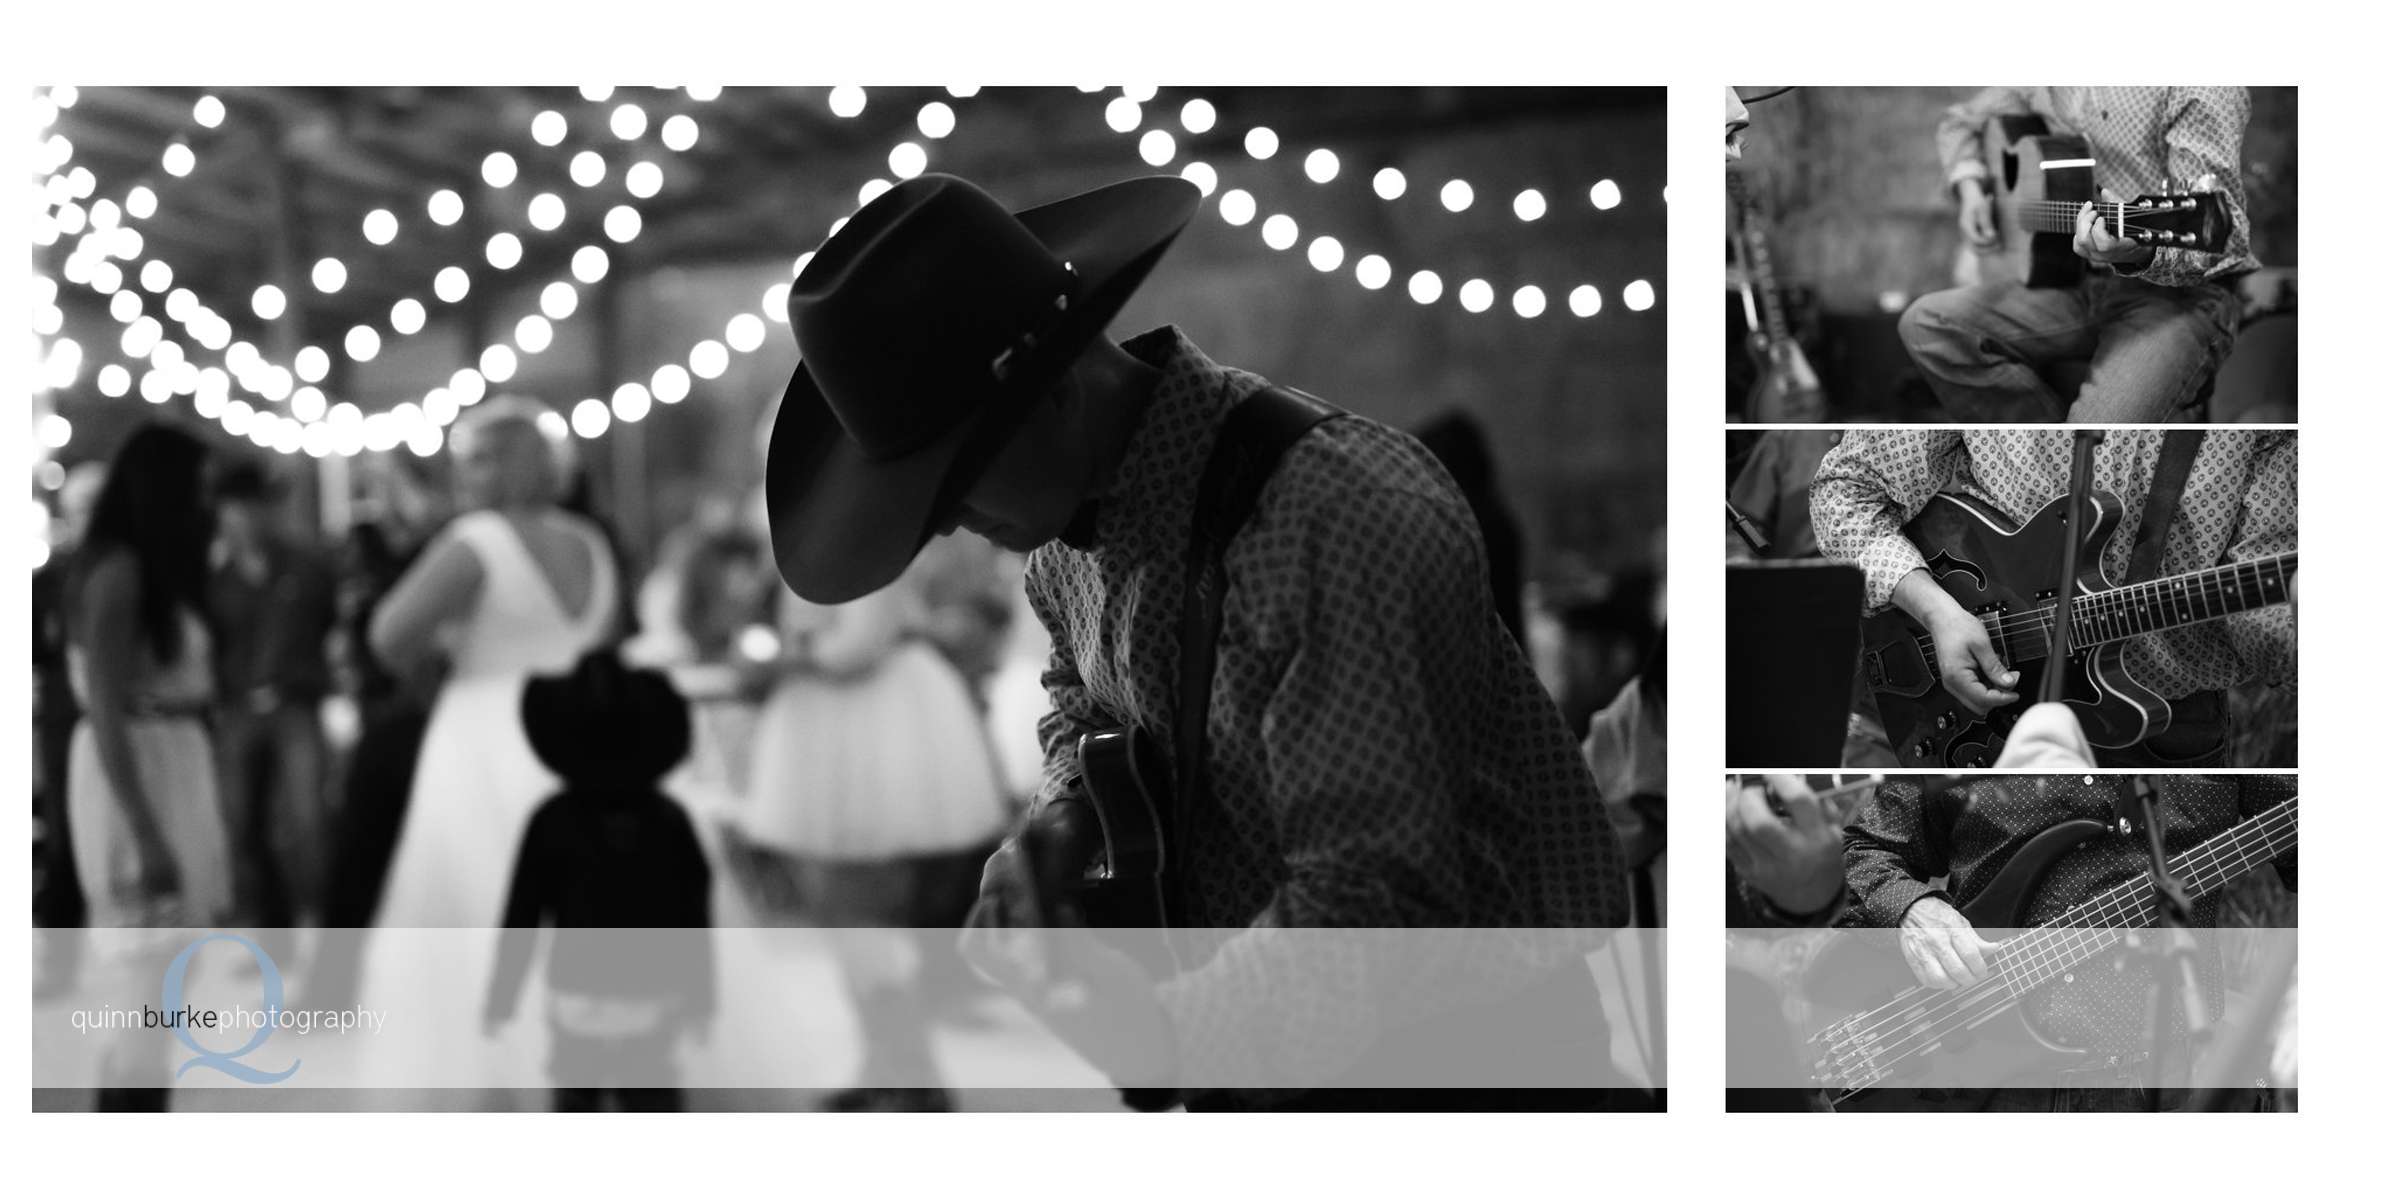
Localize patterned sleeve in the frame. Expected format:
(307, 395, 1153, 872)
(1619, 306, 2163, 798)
(2222, 431, 2297, 688)
(1936, 87, 2033, 191)
(1808, 429, 1968, 610)
(2129, 87, 2253, 287)
(1155, 485, 1558, 1089)
(1022, 553, 1110, 810)
(1843, 781, 1952, 929)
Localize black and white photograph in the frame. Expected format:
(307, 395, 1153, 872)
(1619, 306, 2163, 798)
(1726, 427, 2296, 770)
(26, 85, 1666, 1113)
(1725, 87, 2296, 424)
(1726, 773, 2296, 1113)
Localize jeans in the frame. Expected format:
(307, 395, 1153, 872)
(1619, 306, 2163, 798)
(215, 702, 329, 930)
(1900, 273, 2243, 422)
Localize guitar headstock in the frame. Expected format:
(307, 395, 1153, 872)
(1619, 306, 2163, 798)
(2115, 190, 2233, 253)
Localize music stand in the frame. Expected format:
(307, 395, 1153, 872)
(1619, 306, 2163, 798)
(1726, 560, 1863, 766)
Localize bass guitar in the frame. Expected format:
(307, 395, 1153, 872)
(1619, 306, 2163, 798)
(1859, 489, 2295, 768)
(1807, 795, 2296, 1103)
(1978, 113, 2233, 287)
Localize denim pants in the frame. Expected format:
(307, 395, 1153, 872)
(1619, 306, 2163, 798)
(215, 702, 328, 930)
(1899, 272, 2243, 422)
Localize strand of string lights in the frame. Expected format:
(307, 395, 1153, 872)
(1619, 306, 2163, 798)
(1093, 86, 1656, 321)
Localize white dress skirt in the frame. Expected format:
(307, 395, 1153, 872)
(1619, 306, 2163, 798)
(741, 563, 1009, 867)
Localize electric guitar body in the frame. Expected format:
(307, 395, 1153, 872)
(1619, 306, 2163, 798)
(1860, 491, 2170, 768)
(1020, 727, 1176, 932)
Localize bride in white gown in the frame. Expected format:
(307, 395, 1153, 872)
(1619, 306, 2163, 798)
(354, 398, 619, 1093)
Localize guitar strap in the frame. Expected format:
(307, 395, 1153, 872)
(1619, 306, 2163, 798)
(1170, 383, 1342, 923)
(2126, 430, 2205, 584)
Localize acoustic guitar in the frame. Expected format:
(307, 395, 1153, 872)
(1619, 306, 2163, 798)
(1859, 489, 2295, 768)
(1977, 113, 2232, 287)
(1807, 796, 2296, 1104)
(1727, 168, 1825, 422)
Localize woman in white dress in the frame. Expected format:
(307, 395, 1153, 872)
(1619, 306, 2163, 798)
(729, 537, 1011, 1111)
(354, 398, 620, 1093)
(66, 425, 234, 1109)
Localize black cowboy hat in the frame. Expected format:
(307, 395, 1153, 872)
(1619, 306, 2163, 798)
(764, 172, 1201, 604)
(521, 649, 692, 787)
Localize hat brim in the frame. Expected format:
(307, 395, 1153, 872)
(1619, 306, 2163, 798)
(766, 175, 1200, 604)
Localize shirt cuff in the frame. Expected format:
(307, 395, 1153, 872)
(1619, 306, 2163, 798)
(1945, 161, 1989, 190)
(1862, 879, 1949, 931)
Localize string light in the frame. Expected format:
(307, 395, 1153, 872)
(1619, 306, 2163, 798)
(1105, 98, 1142, 134)
(1218, 189, 1256, 226)
(486, 232, 523, 270)
(1306, 235, 1344, 272)
(626, 161, 664, 199)
(918, 103, 956, 139)
(434, 266, 471, 303)
(828, 87, 866, 118)
(296, 346, 330, 382)
(312, 258, 347, 293)
(889, 142, 928, 179)
(345, 325, 381, 362)
(1244, 128, 1278, 159)
(481, 152, 519, 188)
(162, 144, 195, 177)
(690, 340, 729, 380)
(1622, 280, 1656, 311)
(391, 297, 426, 335)
(540, 281, 578, 320)
(1512, 285, 1546, 318)
(514, 314, 553, 353)
(1180, 99, 1216, 134)
(1303, 149, 1340, 184)
(609, 104, 648, 140)
(603, 206, 641, 243)
(479, 345, 519, 382)
(428, 189, 464, 225)
(531, 110, 568, 146)
(1408, 271, 1443, 305)
(1178, 161, 1218, 196)
(1590, 180, 1622, 210)
(662, 114, 699, 151)
(610, 383, 651, 422)
(1513, 190, 1547, 222)
(363, 208, 399, 244)
(1138, 131, 1175, 168)
(571, 246, 609, 284)
(1261, 214, 1298, 251)
(570, 151, 606, 188)
(254, 283, 288, 321)
(571, 398, 610, 438)
(528, 192, 566, 231)
(652, 364, 691, 403)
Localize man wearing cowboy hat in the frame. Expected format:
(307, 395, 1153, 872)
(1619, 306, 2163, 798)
(765, 173, 1631, 1109)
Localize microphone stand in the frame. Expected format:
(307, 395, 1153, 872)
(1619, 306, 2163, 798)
(2040, 431, 2105, 702)
(2121, 774, 2211, 1111)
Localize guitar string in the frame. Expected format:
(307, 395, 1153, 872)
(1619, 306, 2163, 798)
(1903, 554, 2294, 662)
(1821, 816, 2295, 1096)
(1815, 803, 2294, 1091)
(1824, 821, 2297, 1096)
(1817, 804, 2294, 1064)
(1813, 802, 2293, 1071)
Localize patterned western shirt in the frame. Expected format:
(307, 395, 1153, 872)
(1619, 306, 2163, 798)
(1845, 775, 2295, 1052)
(1936, 86, 2260, 287)
(1810, 429, 2296, 702)
(1023, 326, 1626, 1090)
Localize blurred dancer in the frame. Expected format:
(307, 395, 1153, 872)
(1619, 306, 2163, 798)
(356, 397, 621, 1091)
(208, 461, 338, 935)
(67, 425, 233, 1109)
(307, 454, 448, 1010)
(34, 463, 107, 941)
(1413, 410, 1527, 645)
(727, 545, 1011, 1112)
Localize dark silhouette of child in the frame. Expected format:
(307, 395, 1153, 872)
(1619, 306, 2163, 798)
(484, 649, 714, 1112)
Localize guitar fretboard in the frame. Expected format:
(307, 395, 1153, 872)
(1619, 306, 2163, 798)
(1989, 796, 2296, 1001)
(1997, 552, 2296, 662)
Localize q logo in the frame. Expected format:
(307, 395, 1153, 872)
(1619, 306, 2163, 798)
(160, 933, 299, 1084)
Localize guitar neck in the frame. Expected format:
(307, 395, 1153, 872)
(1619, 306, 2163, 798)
(2064, 552, 2296, 650)
(1999, 552, 2296, 665)
(2009, 200, 2140, 235)
(1727, 173, 1795, 345)
(1989, 797, 2296, 1001)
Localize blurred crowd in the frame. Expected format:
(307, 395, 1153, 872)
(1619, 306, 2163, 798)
(30, 403, 1662, 1113)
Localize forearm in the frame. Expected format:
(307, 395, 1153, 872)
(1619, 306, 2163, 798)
(86, 709, 169, 852)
